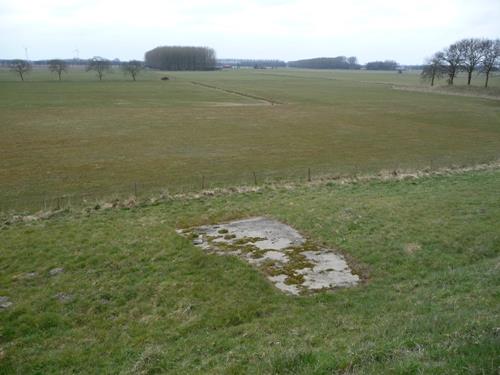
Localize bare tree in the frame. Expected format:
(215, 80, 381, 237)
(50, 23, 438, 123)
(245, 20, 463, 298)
(480, 39, 500, 88)
(48, 59, 68, 80)
(421, 52, 445, 86)
(86, 57, 111, 81)
(347, 56, 358, 65)
(121, 60, 143, 81)
(442, 43, 463, 85)
(9, 59, 32, 81)
(347, 56, 359, 69)
(457, 38, 485, 85)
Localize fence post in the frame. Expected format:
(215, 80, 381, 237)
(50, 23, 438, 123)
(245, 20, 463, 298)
(308, 168, 311, 182)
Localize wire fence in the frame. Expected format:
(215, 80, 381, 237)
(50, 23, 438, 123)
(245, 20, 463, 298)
(1, 153, 498, 214)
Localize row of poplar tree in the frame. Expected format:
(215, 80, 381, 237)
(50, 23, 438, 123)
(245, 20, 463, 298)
(144, 46, 216, 71)
(421, 38, 500, 87)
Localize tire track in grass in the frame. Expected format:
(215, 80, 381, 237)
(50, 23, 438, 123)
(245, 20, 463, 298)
(189, 81, 283, 105)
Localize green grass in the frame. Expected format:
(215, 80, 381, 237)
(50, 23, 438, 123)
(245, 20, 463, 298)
(1, 67, 499, 211)
(1, 169, 499, 374)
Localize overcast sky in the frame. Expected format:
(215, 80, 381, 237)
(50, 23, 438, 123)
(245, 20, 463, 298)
(1, 0, 499, 64)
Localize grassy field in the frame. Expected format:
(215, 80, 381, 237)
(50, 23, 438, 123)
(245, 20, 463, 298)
(1, 66, 499, 373)
(1, 67, 499, 211)
(0, 168, 499, 374)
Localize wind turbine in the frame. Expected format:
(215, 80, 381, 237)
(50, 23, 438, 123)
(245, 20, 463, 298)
(73, 49, 80, 66)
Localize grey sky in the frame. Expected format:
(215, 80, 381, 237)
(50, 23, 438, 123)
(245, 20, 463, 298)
(1, 0, 499, 64)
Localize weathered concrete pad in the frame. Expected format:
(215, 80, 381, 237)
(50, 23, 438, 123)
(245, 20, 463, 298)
(177, 217, 359, 295)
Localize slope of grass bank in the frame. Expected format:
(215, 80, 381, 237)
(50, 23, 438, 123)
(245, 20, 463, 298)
(1, 169, 499, 374)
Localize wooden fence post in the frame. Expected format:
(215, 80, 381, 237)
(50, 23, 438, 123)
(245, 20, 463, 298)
(308, 168, 311, 182)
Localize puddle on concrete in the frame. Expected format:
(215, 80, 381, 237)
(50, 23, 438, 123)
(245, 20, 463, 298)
(177, 217, 359, 295)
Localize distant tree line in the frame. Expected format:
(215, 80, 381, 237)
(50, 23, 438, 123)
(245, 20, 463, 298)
(217, 59, 286, 68)
(364, 60, 399, 70)
(242, 59, 286, 68)
(145, 46, 216, 70)
(286, 57, 403, 70)
(287, 56, 361, 70)
(421, 38, 500, 87)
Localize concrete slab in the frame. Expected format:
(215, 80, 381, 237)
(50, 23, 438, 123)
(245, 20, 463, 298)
(177, 217, 359, 295)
